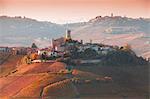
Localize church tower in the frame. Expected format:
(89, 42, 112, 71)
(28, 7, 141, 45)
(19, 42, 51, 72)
(65, 29, 72, 41)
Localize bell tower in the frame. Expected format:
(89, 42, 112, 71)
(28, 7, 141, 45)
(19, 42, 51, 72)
(65, 30, 71, 40)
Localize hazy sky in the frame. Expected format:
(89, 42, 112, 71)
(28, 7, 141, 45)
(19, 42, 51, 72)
(0, 0, 149, 23)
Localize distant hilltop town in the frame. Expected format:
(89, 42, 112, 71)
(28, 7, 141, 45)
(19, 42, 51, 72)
(0, 29, 149, 66)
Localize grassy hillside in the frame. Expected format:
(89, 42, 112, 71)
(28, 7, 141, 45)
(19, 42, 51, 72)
(74, 64, 149, 98)
(0, 59, 149, 98)
(0, 53, 23, 77)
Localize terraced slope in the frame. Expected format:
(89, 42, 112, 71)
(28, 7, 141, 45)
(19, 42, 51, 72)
(0, 60, 148, 99)
(0, 62, 77, 98)
(0, 54, 23, 76)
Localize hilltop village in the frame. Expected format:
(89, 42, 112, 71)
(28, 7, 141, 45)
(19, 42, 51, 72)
(0, 30, 149, 99)
(0, 30, 149, 66)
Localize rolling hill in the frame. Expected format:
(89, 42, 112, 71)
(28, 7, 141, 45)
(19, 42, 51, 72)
(0, 58, 149, 98)
(0, 15, 150, 58)
(68, 16, 150, 58)
(0, 16, 149, 98)
(0, 16, 66, 47)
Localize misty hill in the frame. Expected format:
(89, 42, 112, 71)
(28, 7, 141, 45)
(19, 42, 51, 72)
(0, 16, 66, 47)
(67, 16, 149, 38)
(67, 16, 149, 33)
(67, 16, 150, 58)
(0, 15, 150, 58)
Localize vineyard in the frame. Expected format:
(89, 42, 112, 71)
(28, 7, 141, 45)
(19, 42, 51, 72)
(0, 59, 149, 98)
(0, 52, 11, 65)
(0, 53, 23, 77)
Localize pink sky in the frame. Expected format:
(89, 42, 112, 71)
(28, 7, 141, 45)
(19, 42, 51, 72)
(0, 0, 149, 23)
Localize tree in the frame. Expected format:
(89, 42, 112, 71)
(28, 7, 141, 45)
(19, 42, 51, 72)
(30, 53, 38, 60)
(83, 48, 98, 58)
(122, 43, 131, 51)
(31, 43, 38, 48)
(21, 55, 31, 64)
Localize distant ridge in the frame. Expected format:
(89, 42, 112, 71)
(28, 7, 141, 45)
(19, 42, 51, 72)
(0, 15, 149, 58)
(0, 16, 66, 47)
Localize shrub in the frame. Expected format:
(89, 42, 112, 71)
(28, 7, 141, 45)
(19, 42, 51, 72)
(102, 50, 148, 66)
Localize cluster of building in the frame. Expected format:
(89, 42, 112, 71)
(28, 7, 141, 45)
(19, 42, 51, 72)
(0, 46, 37, 55)
(37, 30, 82, 57)
(37, 30, 115, 58)
(0, 29, 116, 59)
